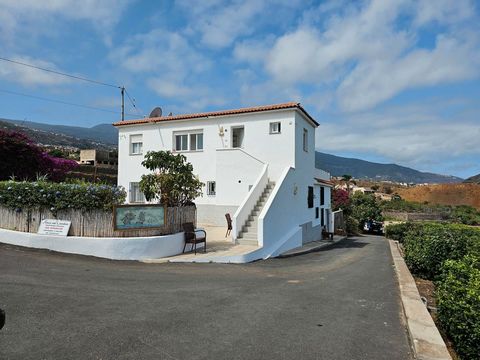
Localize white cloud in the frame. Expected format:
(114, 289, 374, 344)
(257, 0, 480, 111)
(0, 56, 72, 87)
(0, 0, 131, 45)
(337, 33, 480, 111)
(176, 0, 302, 49)
(317, 98, 480, 170)
(112, 27, 227, 111)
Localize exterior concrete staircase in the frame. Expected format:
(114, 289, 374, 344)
(236, 181, 275, 246)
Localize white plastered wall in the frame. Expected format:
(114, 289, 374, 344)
(117, 110, 296, 211)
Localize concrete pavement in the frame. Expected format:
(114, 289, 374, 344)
(0, 235, 412, 360)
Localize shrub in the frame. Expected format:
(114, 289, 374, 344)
(0, 129, 78, 182)
(332, 188, 350, 211)
(403, 223, 480, 280)
(451, 205, 480, 226)
(0, 180, 126, 213)
(436, 255, 480, 359)
(384, 222, 418, 243)
(345, 215, 359, 235)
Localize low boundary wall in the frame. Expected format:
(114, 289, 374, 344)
(0, 228, 191, 260)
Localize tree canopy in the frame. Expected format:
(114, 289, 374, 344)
(139, 151, 204, 206)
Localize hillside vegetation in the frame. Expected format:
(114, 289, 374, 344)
(464, 173, 480, 183)
(397, 183, 480, 210)
(316, 152, 462, 184)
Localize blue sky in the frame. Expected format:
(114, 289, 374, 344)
(0, 0, 479, 178)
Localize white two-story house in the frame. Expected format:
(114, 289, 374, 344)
(114, 102, 332, 258)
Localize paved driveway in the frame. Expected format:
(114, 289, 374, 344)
(0, 236, 412, 360)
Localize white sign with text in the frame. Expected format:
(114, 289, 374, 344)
(38, 219, 71, 236)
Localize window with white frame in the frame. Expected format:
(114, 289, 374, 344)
(174, 131, 203, 151)
(129, 182, 145, 203)
(130, 134, 143, 155)
(303, 128, 308, 152)
(207, 181, 216, 196)
(269, 121, 281, 134)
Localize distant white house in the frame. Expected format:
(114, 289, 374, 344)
(114, 102, 332, 257)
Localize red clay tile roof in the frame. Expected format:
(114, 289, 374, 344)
(113, 102, 319, 127)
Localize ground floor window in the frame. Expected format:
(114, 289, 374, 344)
(129, 182, 145, 203)
(308, 186, 314, 208)
(207, 181, 216, 196)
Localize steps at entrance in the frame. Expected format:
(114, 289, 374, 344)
(236, 181, 275, 246)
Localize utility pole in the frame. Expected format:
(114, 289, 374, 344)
(121, 86, 125, 121)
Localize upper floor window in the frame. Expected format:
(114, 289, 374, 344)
(269, 122, 281, 134)
(174, 131, 203, 152)
(130, 134, 143, 155)
(320, 187, 325, 206)
(303, 128, 308, 152)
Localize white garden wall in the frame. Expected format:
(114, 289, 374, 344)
(0, 228, 191, 261)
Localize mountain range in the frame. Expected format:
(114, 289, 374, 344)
(0, 118, 116, 149)
(0, 117, 466, 184)
(464, 173, 480, 184)
(315, 152, 463, 184)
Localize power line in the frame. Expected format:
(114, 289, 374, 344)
(0, 88, 138, 117)
(124, 88, 142, 115)
(0, 56, 121, 89)
(0, 55, 145, 120)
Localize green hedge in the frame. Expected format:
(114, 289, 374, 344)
(0, 180, 126, 213)
(403, 223, 480, 280)
(436, 256, 480, 359)
(384, 222, 419, 243)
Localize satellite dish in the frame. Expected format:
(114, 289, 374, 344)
(149, 107, 163, 118)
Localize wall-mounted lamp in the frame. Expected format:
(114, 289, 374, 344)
(293, 184, 298, 195)
(219, 126, 224, 136)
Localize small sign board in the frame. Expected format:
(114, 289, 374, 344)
(113, 204, 166, 231)
(38, 219, 71, 236)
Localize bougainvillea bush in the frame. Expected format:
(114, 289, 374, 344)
(0, 181, 126, 213)
(0, 129, 78, 182)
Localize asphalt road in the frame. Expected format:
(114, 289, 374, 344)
(0, 235, 412, 360)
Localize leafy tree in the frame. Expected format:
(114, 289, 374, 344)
(350, 192, 383, 227)
(139, 151, 204, 206)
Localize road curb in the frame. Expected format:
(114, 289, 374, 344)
(388, 239, 451, 360)
(278, 236, 347, 258)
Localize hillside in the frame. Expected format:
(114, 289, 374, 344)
(464, 173, 480, 184)
(0, 119, 116, 150)
(396, 183, 480, 210)
(1, 118, 117, 145)
(315, 152, 462, 184)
